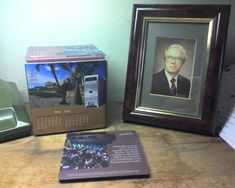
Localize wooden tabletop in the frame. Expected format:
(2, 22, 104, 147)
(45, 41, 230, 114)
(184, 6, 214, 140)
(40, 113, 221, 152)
(0, 102, 235, 188)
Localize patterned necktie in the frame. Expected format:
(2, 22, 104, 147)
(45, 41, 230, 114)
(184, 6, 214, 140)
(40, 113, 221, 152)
(170, 78, 176, 96)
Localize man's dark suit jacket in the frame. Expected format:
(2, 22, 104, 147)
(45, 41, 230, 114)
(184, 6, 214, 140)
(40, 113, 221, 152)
(151, 69, 190, 98)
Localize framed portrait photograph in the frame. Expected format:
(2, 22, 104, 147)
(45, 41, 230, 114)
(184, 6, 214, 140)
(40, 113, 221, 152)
(123, 4, 230, 135)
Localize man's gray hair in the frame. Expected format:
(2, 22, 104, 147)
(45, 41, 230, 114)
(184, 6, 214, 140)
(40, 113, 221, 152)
(165, 44, 186, 63)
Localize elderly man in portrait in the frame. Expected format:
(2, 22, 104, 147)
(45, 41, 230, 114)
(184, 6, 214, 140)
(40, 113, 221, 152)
(151, 44, 191, 98)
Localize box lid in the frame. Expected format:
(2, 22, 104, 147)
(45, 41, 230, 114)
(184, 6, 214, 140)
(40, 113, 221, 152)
(25, 45, 105, 63)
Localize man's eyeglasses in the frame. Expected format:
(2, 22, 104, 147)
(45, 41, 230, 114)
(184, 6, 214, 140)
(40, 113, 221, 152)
(165, 56, 183, 63)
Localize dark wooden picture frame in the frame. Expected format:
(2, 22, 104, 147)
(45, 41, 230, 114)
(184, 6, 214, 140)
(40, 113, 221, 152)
(123, 4, 230, 135)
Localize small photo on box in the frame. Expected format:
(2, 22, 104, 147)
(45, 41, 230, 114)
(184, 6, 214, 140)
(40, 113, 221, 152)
(26, 61, 106, 108)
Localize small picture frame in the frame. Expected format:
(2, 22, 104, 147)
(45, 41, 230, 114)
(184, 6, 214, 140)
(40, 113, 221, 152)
(123, 4, 230, 135)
